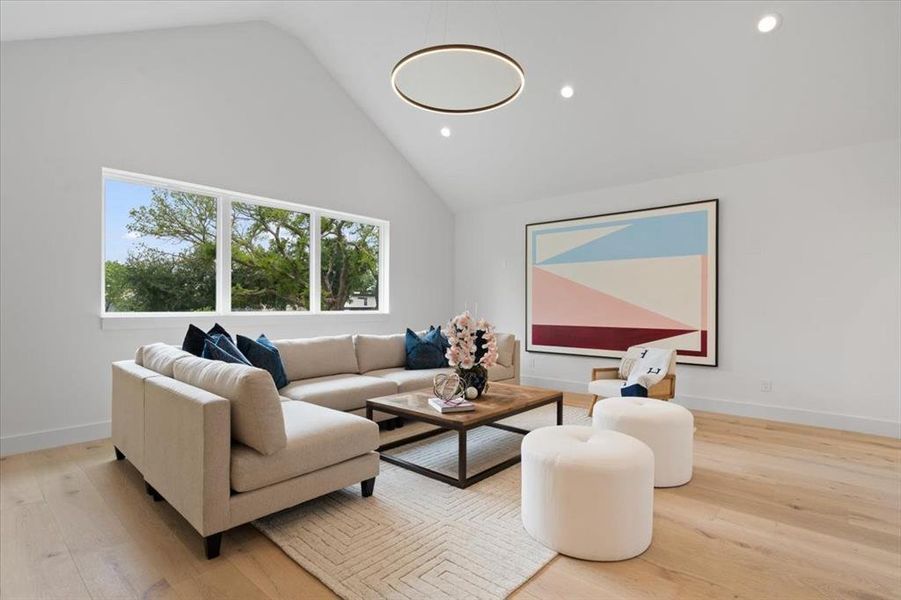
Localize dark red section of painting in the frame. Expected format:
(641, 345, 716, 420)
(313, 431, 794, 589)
(532, 325, 707, 355)
(675, 330, 708, 356)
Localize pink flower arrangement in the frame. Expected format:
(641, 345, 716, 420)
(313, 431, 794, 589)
(445, 311, 498, 370)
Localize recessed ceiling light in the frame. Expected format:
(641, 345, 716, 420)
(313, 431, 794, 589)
(560, 85, 574, 99)
(757, 13, 781, 33)
(440, 126, 451, 137)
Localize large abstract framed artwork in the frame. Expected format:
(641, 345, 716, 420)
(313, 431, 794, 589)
(526, 199, 718, 366)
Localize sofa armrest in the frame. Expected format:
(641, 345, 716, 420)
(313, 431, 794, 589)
(143, 377, 231, 537)
(512, 339, 521, 384)
(590, 367, 620, 381)
(112, 360, 161, 472)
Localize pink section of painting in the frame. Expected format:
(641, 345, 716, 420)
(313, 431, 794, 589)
(531, 266, 693, 330)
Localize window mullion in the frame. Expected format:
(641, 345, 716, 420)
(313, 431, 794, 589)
(311, 210, 321, 313)
(217, 197, 232, 315)
(379, 222, 389, 313)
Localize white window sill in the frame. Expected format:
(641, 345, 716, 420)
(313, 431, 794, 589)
(100, 311, 391, 331)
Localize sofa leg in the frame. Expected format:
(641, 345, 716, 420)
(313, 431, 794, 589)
(361, 477, 375, 497)
(145, 481, 163, 502)
(386, 420, 396, 431)
(395, 417, 404, 429)
(204, 533, 222, 559)
(114, 446, 125, 461)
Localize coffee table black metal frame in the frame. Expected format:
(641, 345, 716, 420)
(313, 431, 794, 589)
(366, 394, 563, 489)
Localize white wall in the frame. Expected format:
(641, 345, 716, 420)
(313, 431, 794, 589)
(0, 22, 455, 454)
(455, 140, 901, 436)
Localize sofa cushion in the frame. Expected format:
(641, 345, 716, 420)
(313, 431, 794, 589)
(135, 343, 192, 378)
(230, 401, 379, 493)
(279, 374, 397, 412)
(495, 333, 516, 368)
(365, 367, 452, 393)
(354, 333, 406, 373)
(273, 335, 359, 380)
(588, 379, 627, 398)
(173, 356, 286, 455)
(487, 363, 515, 381)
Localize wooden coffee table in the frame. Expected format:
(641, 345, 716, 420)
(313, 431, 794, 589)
(365, 382, 563, 489)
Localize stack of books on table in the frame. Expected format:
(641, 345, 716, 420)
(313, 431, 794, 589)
(428, 397, 475, 413)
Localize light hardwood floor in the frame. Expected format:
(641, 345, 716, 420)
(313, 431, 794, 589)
(1, 393, 899, 600)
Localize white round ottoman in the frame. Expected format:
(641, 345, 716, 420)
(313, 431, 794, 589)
(521, 426, 654, 561)
(592, 398, 694, 487)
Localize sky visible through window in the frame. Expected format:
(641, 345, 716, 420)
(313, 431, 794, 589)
(105, 179, 192, 262)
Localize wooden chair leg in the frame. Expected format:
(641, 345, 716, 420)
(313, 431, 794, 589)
(204, 533, 222, 559)
(587, 395, 599, 417)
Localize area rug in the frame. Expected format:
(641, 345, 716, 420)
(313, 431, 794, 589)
(254, 404, 591, 600)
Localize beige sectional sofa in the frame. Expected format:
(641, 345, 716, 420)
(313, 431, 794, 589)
(111, 331, 519, 559)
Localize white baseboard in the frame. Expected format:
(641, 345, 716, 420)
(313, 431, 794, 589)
(521, 375, 900, 438)
(0, 420, 111, 457)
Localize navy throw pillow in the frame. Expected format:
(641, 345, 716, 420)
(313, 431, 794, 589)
(183, 323, 234, 356)
(424, 326, 450, 367)
(209, 323, 232, 342)
(405, 328, 446, 370)
(202, 339, 248, 364)
(210, 333, 250, 364)
(237, 334, 289, 389)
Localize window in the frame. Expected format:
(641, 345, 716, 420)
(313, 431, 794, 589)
(104, 180, 217, 313)
(102, 169, 388, 317)
(320, 217, 380, 311)
(232, 202, 310, 312)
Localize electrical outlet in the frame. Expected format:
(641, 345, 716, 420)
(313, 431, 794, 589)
(760, 381, 773, 393)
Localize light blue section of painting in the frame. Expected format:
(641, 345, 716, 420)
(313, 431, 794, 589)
(533, 210, 708, 264)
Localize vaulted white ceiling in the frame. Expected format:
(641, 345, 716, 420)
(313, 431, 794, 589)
(3, 1, 899, 212)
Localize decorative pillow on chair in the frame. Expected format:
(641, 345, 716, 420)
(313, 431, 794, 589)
(405, 328, 447, 370)
(237, 334, 289, 389)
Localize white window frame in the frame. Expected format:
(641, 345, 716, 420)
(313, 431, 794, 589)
(100, 168, 389, 329)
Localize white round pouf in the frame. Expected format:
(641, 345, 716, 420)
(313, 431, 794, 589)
(521, 426, 654, 561)
(592, 397, 694, 487)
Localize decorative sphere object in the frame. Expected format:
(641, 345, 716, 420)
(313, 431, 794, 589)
(465, 386, 478, 400)
(433, 373, 463, 401)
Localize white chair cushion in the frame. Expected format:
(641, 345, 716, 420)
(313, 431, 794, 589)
(279, 374, 397, 412)
(230, 401, 379, 493)
(521, 426, 654, 561)
(587, 378, 626, 397)
(592, 397, 693, 487)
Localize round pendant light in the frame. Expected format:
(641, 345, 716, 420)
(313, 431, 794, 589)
(391, 44, 525, 114)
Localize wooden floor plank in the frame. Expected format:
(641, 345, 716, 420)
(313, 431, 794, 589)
(1, 393, 899, 600)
